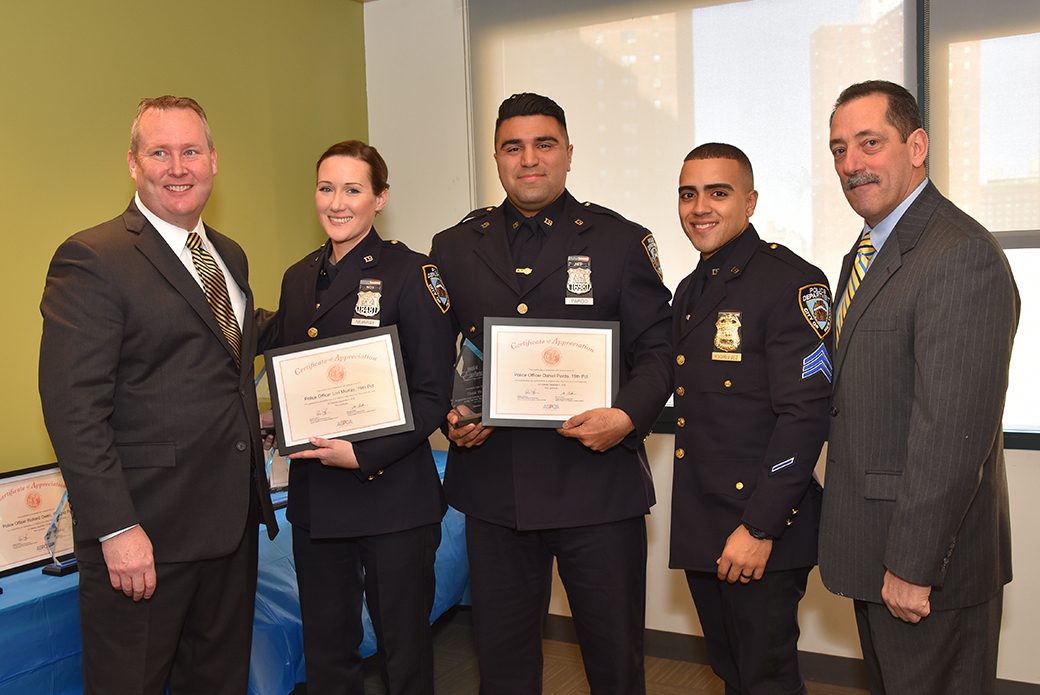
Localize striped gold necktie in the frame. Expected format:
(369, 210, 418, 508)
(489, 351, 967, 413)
(835, 230, 876, 342)
(186, 232, 241, 364)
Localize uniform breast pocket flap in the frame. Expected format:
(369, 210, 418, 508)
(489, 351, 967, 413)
(116, 442, 177, 469)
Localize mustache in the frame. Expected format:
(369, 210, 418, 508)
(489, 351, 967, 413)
(846, 172, 881, 190)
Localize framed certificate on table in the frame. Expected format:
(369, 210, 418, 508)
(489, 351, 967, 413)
(483, 318, 620, 428)
(265, 326, 414, 455)
(0, 464, 74, 577)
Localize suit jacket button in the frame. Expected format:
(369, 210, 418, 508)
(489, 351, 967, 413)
(308, 327, 318, 338)
(676, 354, 685, 365)
(675, 448, 685, 459)
(676, 417, 685, 428)
(735, 481, 744, 490)
(675, 386, 685, 397)
(236, 440, 247, 451)
(830, 407, 839, 417)
(517, 303, 529, 314)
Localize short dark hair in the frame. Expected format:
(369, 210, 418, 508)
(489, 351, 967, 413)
(495, 93, 568, 140)
(315, 140, 389, 195)
(130, 96, 212, 155)
(684, 142, 754, 190)
(830, 80, 923, 142)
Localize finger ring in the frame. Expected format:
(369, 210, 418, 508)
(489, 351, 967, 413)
(740, 572, 753, 579)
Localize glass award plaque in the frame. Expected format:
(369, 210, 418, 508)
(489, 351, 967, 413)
(451, 338, 483, 425)
(42, 490, 78, 576)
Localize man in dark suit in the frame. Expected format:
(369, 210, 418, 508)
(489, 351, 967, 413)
(429, 93, 672, 695)
(670, 143, 831, 695)
(818, 80, 1019, 695)
(39, 96, 278, 695)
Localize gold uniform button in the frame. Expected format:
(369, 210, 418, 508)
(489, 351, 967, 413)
(675, 448, 685, 459)
(377, 469, 384, 475)
(676, 354, 685, 365)
(470, 326, 476, 333)
(724, 380, 732, 388)
(315, 303, 321, 309)
(675, 386, 685, 397)
(770, 243, 778, 249)
(367, 475, 375, 481)
(518, 303, 529, 314)
(791, 508, 799, 515)
(307, 327, 318, 338)
(735, 481, 744, 490)
(787, 519, 794, 526)
(676, 417, 685, 428)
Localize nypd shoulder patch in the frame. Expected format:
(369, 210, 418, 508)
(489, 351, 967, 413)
(423, 264, 450, 313)
(642, 234, 663, 282)
(799, 283, 832, 338)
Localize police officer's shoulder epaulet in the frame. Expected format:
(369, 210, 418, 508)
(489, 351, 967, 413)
(382, 238, 412, 252)
(578, 201, 638, 226)
(759, 239, 821, 275)
(459, 206, 497, 225)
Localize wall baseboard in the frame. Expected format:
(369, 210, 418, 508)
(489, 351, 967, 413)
(542, 613, 1039, 694)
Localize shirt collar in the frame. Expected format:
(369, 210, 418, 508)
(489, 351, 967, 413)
(863, 177, 929, 252)
(504, 193, 568, 243)
(135, 192, 208, 252)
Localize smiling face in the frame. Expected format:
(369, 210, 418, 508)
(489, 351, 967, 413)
(315, 155, 388, 262)
(494, 115, 572, 216)
(829, 93, 928, 227)
(677, 157, 757, 259)
(128, 108, 217, 230)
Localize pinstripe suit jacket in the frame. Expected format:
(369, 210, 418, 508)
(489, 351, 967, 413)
(818, 182, 1019, 610)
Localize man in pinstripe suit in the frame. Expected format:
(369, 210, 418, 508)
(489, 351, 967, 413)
(818, 80, 1019, 694)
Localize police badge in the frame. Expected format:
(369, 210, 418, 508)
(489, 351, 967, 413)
(352, 279, 382, 327)
(565, 256, 594, 305)
(712, 311, 742, 361)
(799, 284, 832, 338)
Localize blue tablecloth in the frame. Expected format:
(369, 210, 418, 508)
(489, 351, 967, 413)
(0, 450, 470, 695)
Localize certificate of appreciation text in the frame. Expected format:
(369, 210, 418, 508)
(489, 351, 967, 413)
(483, 318, 620, 428)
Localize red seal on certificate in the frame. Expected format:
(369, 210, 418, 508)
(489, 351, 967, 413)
(542, 347, 561, 365)
(327, 364, 346, 383)
(26, 491, 42, 509)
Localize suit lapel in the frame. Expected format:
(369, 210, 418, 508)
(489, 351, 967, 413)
(125, 203, 244, 369)
(832, 182, 940, 377)
(208, 227, 254, 381)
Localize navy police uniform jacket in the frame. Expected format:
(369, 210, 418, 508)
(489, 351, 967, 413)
(429, 191, 673, 530)
(670, 225, 832, 572)
(273, 229, 454, 538)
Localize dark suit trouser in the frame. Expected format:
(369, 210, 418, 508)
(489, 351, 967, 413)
(686, 566, 811, 695)
(78, 499, 260, 695)
(293, 522, 441, 695)
(465, 515, 648, 695)
(854, 589, 1003, 695)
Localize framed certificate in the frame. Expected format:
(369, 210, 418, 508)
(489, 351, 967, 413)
(0, 464, 74, 577)
(265, 326, 414, 455)
(483, 318, 620, 428)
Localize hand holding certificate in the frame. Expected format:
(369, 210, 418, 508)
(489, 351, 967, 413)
(483, 318, 620, 428)
(265, 326, 414, 455)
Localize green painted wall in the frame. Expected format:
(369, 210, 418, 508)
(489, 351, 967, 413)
(1, 1, 368, 473)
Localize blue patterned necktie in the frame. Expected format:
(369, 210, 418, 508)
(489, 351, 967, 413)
(186, 232, 241, 365)
(835, 230, 876, 342)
